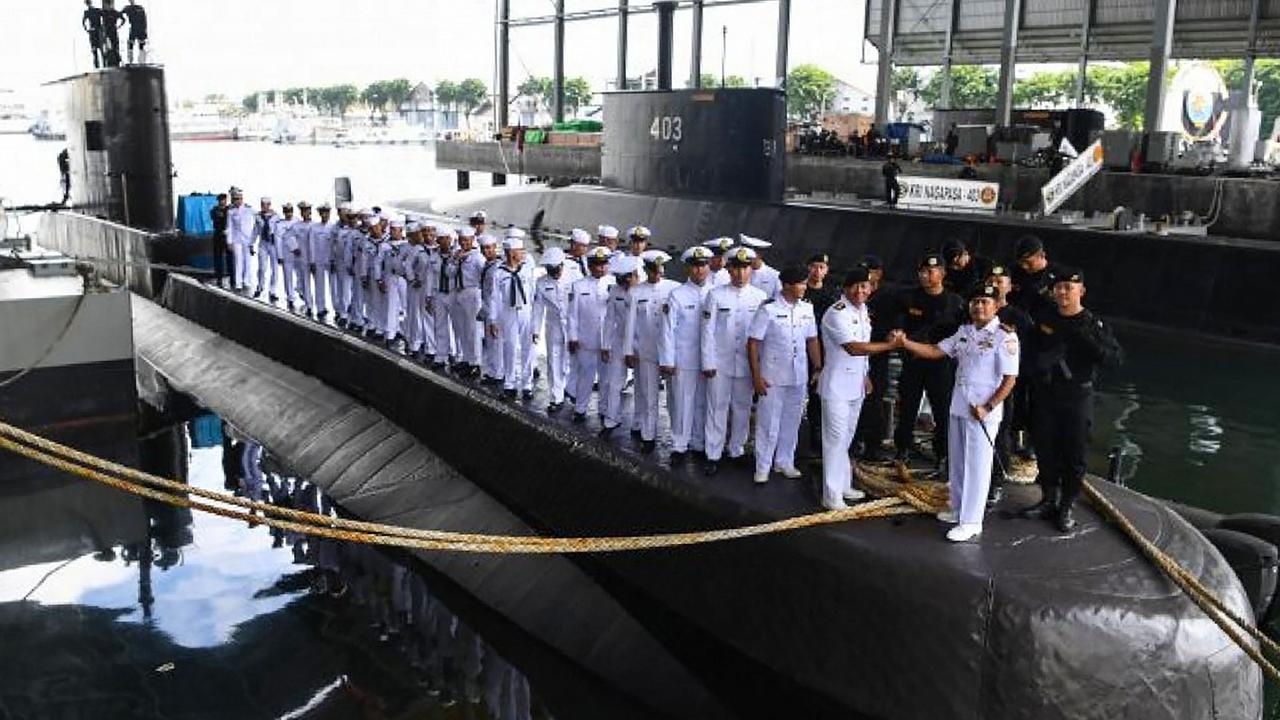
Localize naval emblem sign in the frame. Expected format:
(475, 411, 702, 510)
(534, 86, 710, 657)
(897, 176, 1001, 212)
(1041, 140, 1104, 215)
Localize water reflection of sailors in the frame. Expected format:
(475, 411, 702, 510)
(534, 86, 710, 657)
(1019, 268, 1122, 533)
(897, 284, 1019, 542)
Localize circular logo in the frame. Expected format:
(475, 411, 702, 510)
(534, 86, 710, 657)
(979, 186, 997, 205)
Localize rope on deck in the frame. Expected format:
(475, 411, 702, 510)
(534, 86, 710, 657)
(1, 417, 1276, 683)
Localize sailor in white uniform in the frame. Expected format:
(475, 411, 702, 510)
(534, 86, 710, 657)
(598, 254, 640, 436)
(596, 225, 620, 256)
(352, 213, 380, 332)
(565, 228, 592, 280)
(566, 246, 616, 423)
(700, 246, 768, 475)
(274, 203, 297, 305)
(489, 233, 537, 399)
(251, 197, 280, 301)
(746, 265, 819, 483)
(898, 284, 1019, 542)
(307, 203, 334, 318)
(658, 246, 715, 461)
(283, 202, 313, 311)
(430, 228, 459, 367)
(479, 233, 505, 383)
(452, 227, 486, 375)
(818, 267, 900, 510)
(225, 188, 256, 291)
(329, 204, 356, 325)
(704, 236, 734, 287)
(532, 247, 572, 412)
(626, 225, 651, 257)
(740, 233, 781, 299)
(402, 222, 429, 357)
(626, 249, 678, 452)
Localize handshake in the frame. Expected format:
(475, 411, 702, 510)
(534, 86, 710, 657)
(886, 330, 909, 348)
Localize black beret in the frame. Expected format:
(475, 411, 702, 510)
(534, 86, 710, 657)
(969, 284, 999, 302)
(1055, 266, 1085, 284)
(779, 266, 807, 285)
(919, 253, 945, 270)
(860, 254, 884, 270)
(1015, 235, 1044, 259)
(806, 253, 830, 265)
(842, 267, 871, 286)
(988, 264, 1010, 278)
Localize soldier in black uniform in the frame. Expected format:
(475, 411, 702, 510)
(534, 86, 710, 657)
(881, 158, 902, 206)
(802, 253, 837, 455)
(985, 263, 1032, 505)
(122, 0, 148, 65)
(942, 237, 992, 300)
(1008, 234, 1061, 318)
(854, 254, 895, 461)
(209, 193, 229, 287)
(99, 0, 125, 67)
(82, 0, 104, 68)
(892, 254, 965, 465)
(1018, 267, 1122, 532)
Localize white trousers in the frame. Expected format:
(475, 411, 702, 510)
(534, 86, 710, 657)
(255, 245, 278, 297)
(349, 278, 367, 326)
(947, 413, 1000, 526)
(600, 353, 627, 428)
(433, 294, 458, 363)
(286, 255, 307, 305)
(306, 265, 329, 315)
(368, 280, 388, 334)
(405, 285, 426, 352)
(667, 368, 706, 453)
(484, 321, 505, 379)
(572, 346, 603, 415)
(543, 324, 569, 404)
(704, 373, 753, 461)
(499, 309, 535, 391)
(230, 243, 251, 288)
(452, 288, 483, 365)
(634, 360, 662, 441)
(330, 268, 349, 320)
(821, 395, 866, 507)
(383, 276, 405, 338)
(753, 383, 806, 474)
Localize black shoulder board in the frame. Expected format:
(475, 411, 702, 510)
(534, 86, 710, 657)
(1000, 323, 1016, 334)
(761, 298, 774, 305)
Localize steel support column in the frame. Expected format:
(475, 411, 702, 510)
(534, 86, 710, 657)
(656, 1, 677, 90)
(873, 0, 897, 126)
(940, 0, 961, 108)
(994, 0, 1022, 126)
(776, 0, 791, 88)
(496, 0, 510, 129)
(617, 0, 629, 90)
(690, 0, 704, 87)
(1074, 0, 1095, 106)
(1243, 0, 1262, 104)
(554, 0, 565, 122)
(1142, 0, 1177, 135)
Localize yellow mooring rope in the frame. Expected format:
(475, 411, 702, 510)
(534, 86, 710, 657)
(0, 418, 1276, 683)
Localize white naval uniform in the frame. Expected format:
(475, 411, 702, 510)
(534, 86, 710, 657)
(491, 261, 537, 392)
(433, 249, 460, 364)
(701, 282, 768, 461)
(937, 318, 1019, 528)
(626, 278, 679, 442)
(383, 240, 408, 339)
(658, 279, 712, 453)
(748, 296, 817, 475)
(330, 225, 355, 321)
(306, 221, 332, 315)
(599, 283, 636, 429)
(352, 234, 377, 329)
(452, 249, 485, 366)
(282, 220, 311, 306)
(481, 258, 505, 380)
(750, 263, 782, 299)
(251, 210, 280, 297)
(405, 243, 430, 355)
(369, 239, 391, 335)
(225, 204, 256, 289)
(531, 270, 572, 404)
(560, 256, 586, 394)
(274, 218, 296, 300)
(818, 299, 871, 508)
(710, 267, 730, 287)
(566, 274, 615, 416)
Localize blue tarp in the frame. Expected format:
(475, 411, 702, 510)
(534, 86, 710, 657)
(190, 413, 224, 449)
(177, 194, 218, 237)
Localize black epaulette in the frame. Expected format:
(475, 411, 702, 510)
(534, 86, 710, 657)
(800, 297, 811, 304)
(761, 298, 774, 305)
(1000, 323, 1016, 334)
(832, 302, 846, 311)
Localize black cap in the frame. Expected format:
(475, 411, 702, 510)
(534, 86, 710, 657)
(780, 266, 807, 285)
(860, 254, 884, 271)
(942, 238, 967, 262)
(988, 264, 1010, 278)
(1055, 266, 1085, 284)
(842, 267, 871, 286)
(1015, 234, 1044, 260)
(919, 253, 945, 270)
(806, 253, 830, 265)
(969, 284, 999, 302)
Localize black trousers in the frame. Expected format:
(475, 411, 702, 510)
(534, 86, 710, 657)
(884, 179, 900, 205)
(992, 380, 1028, 479)
(894, 357, 953, 458)
(1030, 382, 1093, 508)
(211, 233, 228, 283)
(855, 352, 891, 448)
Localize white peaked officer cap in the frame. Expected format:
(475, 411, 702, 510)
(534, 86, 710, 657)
(505, 227, 527, 239)
(260, 196, 271, 204)
(478, 234, 499, 248)
(570, 228, 592, 245)
(541, 246, 566, 266)
(726, 246, 757, 266)
(597, 224, 620, 239)
(705, 236, 736, 254)
(640, 249, 671, 265)
(609, 254, 640, 275)
(629, 225, 652, 239)
(503, 237, 525, 251)
(738, 233, 772, 249)
(458, 226, 476, 239)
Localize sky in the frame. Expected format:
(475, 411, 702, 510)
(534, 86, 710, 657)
(0, 0, 880, 106)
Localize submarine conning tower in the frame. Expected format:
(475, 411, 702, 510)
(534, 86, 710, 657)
(52, 65, 174, 232)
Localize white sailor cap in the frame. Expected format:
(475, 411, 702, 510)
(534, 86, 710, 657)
(358, 208, 374, 217)
(434, 223, 451, 235)
(738, 233, 771, 249)
(682, 246, 715, 264)
(317, 202, 332, 212)
(541, 246, 566, 266)
(628, 225, 652, 240)
(726, 246, 757, 266)
(259, 196, 272, 204)
(363, 216, 378, 227)
(478, 233, 499, 248)
(406, 221, 422, 233)
(229, 186, 244, 196)
(705, 236, 736, 254)
(640, 249, 671, 266)
(503, 237, 525, 251)
(297, 200, 312, 209)
(458, 226, 476, 239)
(390, 218, 405, 229)
(597, 224, 619, 239)
(338, 201, 353, 211)
(378, 210, 391, 221)
(439, 228, 458, 240)
(609, 254, 640, 275)
(570, 228, 592, 245)
(469, 209, 488, 222)
(505, 227, 526, 239)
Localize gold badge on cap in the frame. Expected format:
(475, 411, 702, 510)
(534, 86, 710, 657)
(736, 248, 749, 262)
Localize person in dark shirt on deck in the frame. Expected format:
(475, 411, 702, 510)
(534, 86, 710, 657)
(802, 253, 837, 455)
(210, 193, 230, 287)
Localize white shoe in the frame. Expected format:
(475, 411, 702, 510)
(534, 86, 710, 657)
(842, 488, 866, 503)
(753, 471, 769, 484)
(774, 466, 802, 479)
(946, 524, 982, 542)
(823, 499, 850, 511)
(936, 510, 959, 524)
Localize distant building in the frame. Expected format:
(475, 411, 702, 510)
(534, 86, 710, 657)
(401, 82, 436, 129)
(831, 78, 875, 115)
